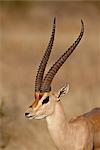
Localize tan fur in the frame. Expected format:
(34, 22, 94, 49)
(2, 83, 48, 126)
(25, 91, 100, 150)
(46, 102, 95, 150)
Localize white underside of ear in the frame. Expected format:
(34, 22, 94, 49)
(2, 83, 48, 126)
(57, 84, 69, 99)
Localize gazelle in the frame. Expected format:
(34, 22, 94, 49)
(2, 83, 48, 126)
(25, 18, 100, 150)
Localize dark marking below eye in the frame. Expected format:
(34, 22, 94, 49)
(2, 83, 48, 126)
(42, 96, 49, 105)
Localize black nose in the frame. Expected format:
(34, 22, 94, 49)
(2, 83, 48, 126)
(25, 112, 29, 116)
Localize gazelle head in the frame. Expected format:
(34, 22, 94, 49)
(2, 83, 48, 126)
(25, 18, 84, 119)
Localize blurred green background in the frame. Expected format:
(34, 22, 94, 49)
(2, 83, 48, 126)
(0, 1, 100, 150)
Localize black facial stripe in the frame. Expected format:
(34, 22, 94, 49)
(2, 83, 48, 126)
(42, 96, 49, 105)
(29, 105, 32, 108)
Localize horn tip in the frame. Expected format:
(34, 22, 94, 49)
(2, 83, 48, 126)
(81, 19, 84, 28)
(81, 19, 83, 24)
(81, 19, 84, 33)
(53, 17, 56, 24)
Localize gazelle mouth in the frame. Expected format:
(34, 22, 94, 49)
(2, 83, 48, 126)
(25, 114, 36, 119)
(28, 116, 36, 119)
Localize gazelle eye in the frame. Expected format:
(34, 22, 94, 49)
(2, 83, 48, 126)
(42, 96, 49, 105)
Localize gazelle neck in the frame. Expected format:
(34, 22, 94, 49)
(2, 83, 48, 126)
(46, 101, 68, 149)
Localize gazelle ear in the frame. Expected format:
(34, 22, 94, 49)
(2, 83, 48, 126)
(57, 84, 69, 100)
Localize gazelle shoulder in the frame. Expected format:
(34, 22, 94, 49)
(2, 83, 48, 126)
(69, 115, 94, 130)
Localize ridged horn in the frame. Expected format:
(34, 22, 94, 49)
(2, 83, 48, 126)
(41, 20, 84, 92)
(35, 17, 56, 92)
